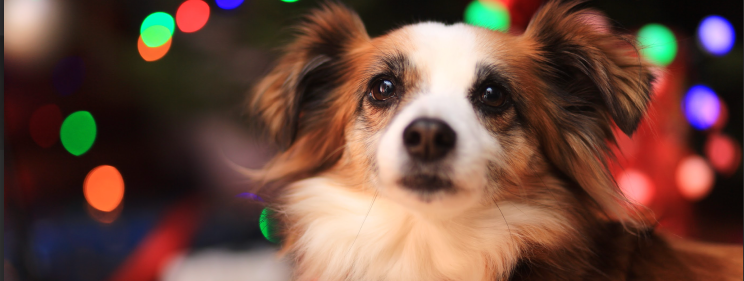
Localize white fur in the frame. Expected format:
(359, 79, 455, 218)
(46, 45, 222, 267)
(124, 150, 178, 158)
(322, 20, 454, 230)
(285, 178, 574, 281)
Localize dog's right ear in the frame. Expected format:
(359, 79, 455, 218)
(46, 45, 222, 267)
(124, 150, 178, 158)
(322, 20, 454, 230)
(249, 3, 369, 149)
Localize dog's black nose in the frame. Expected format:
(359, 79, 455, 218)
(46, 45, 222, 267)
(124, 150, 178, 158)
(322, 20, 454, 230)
(403, 118, 456, 162)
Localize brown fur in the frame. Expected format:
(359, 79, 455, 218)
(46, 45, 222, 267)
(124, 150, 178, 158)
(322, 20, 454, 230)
(247, 1, 743, 280)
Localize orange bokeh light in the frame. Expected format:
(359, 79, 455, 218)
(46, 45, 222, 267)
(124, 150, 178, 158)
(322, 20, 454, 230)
(138, 35, 171, 62)
(84, 165, 125, 212)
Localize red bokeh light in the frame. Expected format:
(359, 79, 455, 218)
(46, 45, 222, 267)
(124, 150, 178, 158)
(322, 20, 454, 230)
(712, 98, 728, 130)
(176, 0, 210, 33)
(618, 169, 655, 206)
(705, 133, 741, 176)
(29, 104, 63, 148)
(493, 0, 542, 30)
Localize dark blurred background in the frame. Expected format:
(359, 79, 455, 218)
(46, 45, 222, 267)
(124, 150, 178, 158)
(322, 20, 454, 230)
(4, 0, 743, 280)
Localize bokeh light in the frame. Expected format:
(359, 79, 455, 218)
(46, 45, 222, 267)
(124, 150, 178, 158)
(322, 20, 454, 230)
(618, 169, 655, 206)
(637, 23, 677, 66)
(464, 0, 510, 31)
(698, 15, 735, 56)
(683, 85, 720, 130)
(140, 12, 175, 47)
(60, 111, 97, 156)
(176, 0, 210, 33)
(259, 208, 279, 243)
(84, 165, 125, 212)
(705, 134, 741, 176)
(138, 36, 171, 62)
(281, 0, 299, 2)
(52, 57, 85, 96)
(236, 192, 263, 201)
(29, 104, 63, 148)
(712, 99, 729, 130)
(4, 0, 63, 62)
(676, 155, 715, 201)
(141, 12, 175, 35)
(141, 25, 172, 48)
(215, 0, 244, 10)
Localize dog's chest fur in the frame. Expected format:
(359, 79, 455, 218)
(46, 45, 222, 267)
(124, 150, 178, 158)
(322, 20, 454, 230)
(282, 177, 576, 281)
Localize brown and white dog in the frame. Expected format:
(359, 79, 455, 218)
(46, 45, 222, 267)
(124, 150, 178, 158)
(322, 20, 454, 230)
(247, 1, 743, 280)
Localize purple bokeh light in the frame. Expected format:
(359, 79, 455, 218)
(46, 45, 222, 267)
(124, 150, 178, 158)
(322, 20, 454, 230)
(683, 85, 720, 130)
(236, 192, 263, 201)
(698, 15, 735, 56)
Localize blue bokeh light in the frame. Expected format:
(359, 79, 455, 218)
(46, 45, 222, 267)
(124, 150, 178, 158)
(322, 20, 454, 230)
(698, 15, 735, 56)
(683, 85, 720, 130)
(216, 0, 244, 10)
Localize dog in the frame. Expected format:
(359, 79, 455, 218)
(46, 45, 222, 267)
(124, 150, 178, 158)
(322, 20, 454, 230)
(246, 1, 743, 280)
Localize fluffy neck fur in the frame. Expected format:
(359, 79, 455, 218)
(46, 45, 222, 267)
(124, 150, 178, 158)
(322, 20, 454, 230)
(280, 174, 594, 281)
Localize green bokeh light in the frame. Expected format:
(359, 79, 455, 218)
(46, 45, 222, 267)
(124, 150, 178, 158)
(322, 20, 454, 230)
(637, 23, 677, 66)
(259, 208, 279, 243)
(464, 0, 510, 31)
(60, 111, 97, 156)
(281, 0, 298, 2)
(140, 12, 174, 47)
(140, 12, 175, 35)
(141, 25, 172, 48)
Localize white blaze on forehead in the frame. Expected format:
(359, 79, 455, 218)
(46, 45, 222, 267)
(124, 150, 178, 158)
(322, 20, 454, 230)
(404, 22, 481, 97)
(375, 23, 502, 216)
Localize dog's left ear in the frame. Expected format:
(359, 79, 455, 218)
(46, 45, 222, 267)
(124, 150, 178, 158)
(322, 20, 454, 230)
(520, 1, 657, 226)
(525, 1, 656, 136)
(248, 3, 369, 181)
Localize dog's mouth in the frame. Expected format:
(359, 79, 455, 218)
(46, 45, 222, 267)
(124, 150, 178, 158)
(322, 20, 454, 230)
(398, 173, 455, 194)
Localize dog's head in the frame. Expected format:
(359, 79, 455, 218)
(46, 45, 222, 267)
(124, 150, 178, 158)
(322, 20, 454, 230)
(250, 1, 654, 222)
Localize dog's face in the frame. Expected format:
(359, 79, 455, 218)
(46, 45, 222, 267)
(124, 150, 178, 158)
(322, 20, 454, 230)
(251, 2, 654, 221)
(360, 23, 532, 215)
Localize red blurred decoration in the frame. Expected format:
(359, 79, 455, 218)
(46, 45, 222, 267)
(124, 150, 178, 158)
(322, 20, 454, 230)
(492, 0, 542, 31)
(618, 169, 655, 206)
(705, 133, 741, 176)
(676, 155, 715, 201)
(176, 0, 210, 33)
(107, 196, 203, 281)
(712, 98, 728, 130)
(652, 71, 670, 98)
(608, 47, 700, 237)
(29, 104, 63, 148)
(4, 91, 28, 138)
(17, 164, 37, 207)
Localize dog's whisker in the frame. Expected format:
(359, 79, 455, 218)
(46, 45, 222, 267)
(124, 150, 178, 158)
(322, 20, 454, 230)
(342, 189, 379, 270)
(494, 201, 516, 252)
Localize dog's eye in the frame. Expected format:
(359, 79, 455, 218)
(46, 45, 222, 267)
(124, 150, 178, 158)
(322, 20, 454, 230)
(370, 80, 396, 101)
(479, 86, 506, 107)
